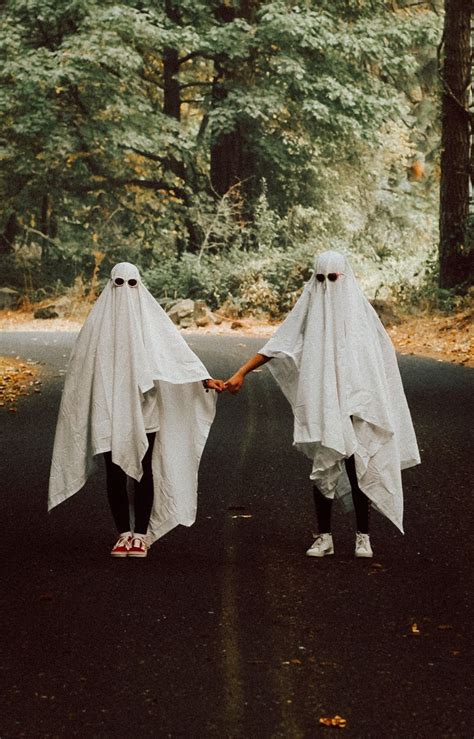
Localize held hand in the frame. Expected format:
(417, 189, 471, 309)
(205, 378, 226, 393)
(225, 372, 245, 395)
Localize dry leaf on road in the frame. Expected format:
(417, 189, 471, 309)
(319, 715, 347, 728)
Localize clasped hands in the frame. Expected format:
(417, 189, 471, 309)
(203, 371, 245, 395)
(204, 353, 270, 395)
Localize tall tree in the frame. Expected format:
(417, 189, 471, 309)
(0, 0, 440, 269)
(438, 0, 473, 288)
(209, 1, 258, 198)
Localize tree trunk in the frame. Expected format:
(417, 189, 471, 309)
(210, 119, 251, 196)
(210, 3, 259, 199)
(438, 0, 473, 288)
(163, 1, 181, 121)
(39, 193, 57, 264)
(0, 212, 18, 254)
(163, 46, 181, 121)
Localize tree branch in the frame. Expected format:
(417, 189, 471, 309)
(178, 50, 215, 65)
(179, 81, 213, 90)
(23, 225, 62, 247)
(113, 178, 188, 199)
(119, 144, 166, 164)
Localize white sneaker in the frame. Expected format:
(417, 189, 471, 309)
(306, 533, 334, 557)
(355, 532, 373, 558)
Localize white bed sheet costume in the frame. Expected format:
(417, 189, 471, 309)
(48, 262, 216, 544)
(259, 251, 420, 533)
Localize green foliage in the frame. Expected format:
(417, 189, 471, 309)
(0, 0, 443, 307)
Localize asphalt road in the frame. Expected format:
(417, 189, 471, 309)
(0, 332, 472, 738)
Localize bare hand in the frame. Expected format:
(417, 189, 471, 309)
(225, 372, 245, 395)
(205, 378, 226, 393)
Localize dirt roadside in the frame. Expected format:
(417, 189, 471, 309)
(0, 307, 472, 368)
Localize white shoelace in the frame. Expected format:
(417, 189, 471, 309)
(114, 535, 131, 549)
(312, 534, 330, 548)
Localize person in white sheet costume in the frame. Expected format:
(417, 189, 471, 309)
(225, 251, 420, 558)
(48, 262, 225, 558)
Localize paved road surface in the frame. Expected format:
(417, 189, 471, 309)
(0, 332, 472, 738)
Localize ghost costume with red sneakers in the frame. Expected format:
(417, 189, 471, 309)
(48, 262, 216, 544)
(259, 251, 420, 532)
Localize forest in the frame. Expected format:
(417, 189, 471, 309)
(0, 0, 472, 315)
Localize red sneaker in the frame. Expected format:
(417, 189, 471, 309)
(110, 533, 131, 558)
(128, 536, 148, 558)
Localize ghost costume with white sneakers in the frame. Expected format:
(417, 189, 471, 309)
(48, 262, 216, 544)
(259, 251, 420, 532)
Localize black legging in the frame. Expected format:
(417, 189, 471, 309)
(313, 455, 371, 534)
(103, 433, 155, 535)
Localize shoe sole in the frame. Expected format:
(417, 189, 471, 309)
(355, 552, 373, 558)
(306, 549, 334, 557)
(128, 552, 147, 558)
(111, 552, 129, 558)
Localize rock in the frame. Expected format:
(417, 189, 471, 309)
(0, 287, 21, 310)
(179, 316, 195, 329)
(193, 300, 207, 318)
(52, 295, 74, 317)
(231, 320, 244, 330)
(34, 306, 59, 319)
(194, 300, 212, 327)
(370, 299, 401, 327)
(158, 297, 179, 312)
(167, 298, 195, 325)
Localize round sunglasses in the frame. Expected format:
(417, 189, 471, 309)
(113, 277, 138, 287)
(316, 272, 344, 283)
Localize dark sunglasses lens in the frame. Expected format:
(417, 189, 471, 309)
(128, 279, 138, 287)
(327, 273, 338, 282)
(114, 277, 125, 286)
(316, 274, 325, 282)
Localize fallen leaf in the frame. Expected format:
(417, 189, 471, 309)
(319, 715, 347, 728)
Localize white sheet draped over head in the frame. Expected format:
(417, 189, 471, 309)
(259, 251, 420, 532)
(48, 262, 216, 543)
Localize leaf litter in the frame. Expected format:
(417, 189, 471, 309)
(387, 308, 473, 367)
(0, 357, 42, 410)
